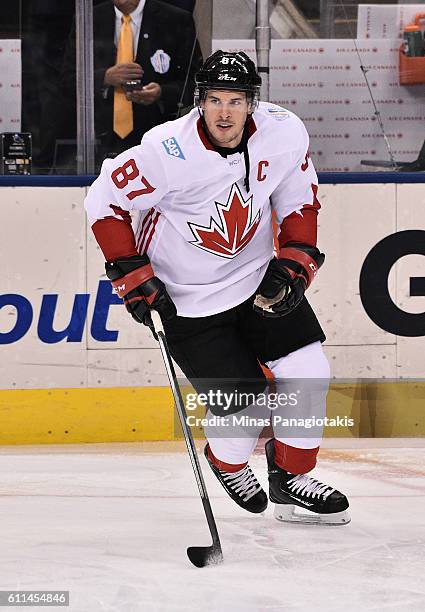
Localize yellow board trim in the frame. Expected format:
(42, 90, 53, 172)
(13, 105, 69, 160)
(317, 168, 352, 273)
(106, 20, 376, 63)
(0, 382, 424, 445)
(0, 387, 174, 445)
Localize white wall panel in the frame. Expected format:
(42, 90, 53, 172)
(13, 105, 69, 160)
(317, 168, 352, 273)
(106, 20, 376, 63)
(323, 345, 397, 379)
(310, 183, 397, 346)
(87, 348, 168, 387)
(1, 184, 424, 390)
(1, 188, 87, 389)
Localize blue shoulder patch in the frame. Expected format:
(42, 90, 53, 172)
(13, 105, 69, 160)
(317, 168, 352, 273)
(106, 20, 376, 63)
(162, 137, 186, 160)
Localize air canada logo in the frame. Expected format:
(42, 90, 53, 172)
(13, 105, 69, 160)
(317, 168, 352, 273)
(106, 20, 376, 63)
(188, 183, 261, 258)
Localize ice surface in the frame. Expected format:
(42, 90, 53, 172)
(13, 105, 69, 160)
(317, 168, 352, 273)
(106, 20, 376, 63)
(0, 441, 424, 612)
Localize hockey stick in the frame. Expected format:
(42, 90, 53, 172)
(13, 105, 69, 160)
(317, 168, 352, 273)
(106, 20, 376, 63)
(150, 310, 223, 568)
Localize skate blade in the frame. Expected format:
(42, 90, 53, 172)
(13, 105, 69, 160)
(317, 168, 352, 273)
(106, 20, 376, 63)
(274, 504, 351, 526)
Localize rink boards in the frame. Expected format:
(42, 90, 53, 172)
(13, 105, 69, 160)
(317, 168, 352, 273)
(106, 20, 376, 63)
(1, 181, 425, 443)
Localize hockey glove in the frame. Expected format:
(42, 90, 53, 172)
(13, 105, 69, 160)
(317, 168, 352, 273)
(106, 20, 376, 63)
(254, 242, 325, 318)
(105, 255, 177, 332)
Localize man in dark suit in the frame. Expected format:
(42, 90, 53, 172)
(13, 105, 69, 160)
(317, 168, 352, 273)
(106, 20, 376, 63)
(59, 0, 202, 168)
(93, 0, 202, 161)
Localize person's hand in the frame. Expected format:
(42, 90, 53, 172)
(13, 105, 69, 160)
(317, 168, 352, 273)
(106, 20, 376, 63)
(126, 82, 162, 105)
(104, 63, 144, 88)
(254, 243, 325, 317)
(105, 255, 177, 335)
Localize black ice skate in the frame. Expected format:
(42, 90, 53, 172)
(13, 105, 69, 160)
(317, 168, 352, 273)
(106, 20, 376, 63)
(204, 444, 268, 514)
(265, 439, 350, 525)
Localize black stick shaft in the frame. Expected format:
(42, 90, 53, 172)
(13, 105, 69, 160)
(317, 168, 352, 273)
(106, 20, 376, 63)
(151, 312, 221, 547)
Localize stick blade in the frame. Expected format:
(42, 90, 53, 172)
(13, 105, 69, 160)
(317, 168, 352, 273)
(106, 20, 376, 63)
(187, 543, 223, 568)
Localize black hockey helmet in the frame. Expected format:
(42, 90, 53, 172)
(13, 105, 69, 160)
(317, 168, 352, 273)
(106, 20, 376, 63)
(194, 50, 261, 108)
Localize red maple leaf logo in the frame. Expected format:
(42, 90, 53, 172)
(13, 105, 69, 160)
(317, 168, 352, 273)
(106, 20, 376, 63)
(188, 184, 262, 259)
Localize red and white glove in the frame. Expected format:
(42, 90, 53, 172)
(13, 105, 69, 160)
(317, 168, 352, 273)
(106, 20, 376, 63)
(105, 254, 176, 330)
(254, 242, 325, 317)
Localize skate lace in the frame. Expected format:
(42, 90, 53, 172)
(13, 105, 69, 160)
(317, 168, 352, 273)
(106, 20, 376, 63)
(287, 474, 334, 501)
(221, 465, 262, 502)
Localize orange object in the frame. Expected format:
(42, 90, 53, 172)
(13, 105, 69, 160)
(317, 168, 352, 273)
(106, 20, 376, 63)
(404, 24, 420, 32)
(399, 16, 425, 85)
(414, 13, 425, 29)
(399, 46, 425, 85)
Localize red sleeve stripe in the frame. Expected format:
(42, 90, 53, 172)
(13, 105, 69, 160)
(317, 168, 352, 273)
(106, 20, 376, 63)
(278, 183, 321, 248)
(92, 217, 138, 261)
(138, 210, 161, 254)
(136, 209, 155, 251)
(109, 204, 132, 224)
(143, 211, 161, 254)
(137, 211, 154, 253)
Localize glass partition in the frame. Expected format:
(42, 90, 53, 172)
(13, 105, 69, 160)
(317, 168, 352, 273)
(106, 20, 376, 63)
(212, 0, 425, 172)
(0, 1, 424, 174)
(0, 1, 78, 175)
(22, 1, 78, 174)
(0, 0, 203, 175)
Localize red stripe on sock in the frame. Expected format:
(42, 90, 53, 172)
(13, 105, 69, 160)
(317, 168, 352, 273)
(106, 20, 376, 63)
(274, 440, 319, 474)
(207, 446, 247, 473)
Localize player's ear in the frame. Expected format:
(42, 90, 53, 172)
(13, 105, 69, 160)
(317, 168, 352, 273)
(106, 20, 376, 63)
(194, 86, 204, 111)
(247, 92, 259, 114)
(245, 93, 253, 114)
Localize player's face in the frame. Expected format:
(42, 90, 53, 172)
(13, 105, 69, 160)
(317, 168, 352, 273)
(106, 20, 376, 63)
(113, 0, 140, 14)
(202, 90, 249, 149)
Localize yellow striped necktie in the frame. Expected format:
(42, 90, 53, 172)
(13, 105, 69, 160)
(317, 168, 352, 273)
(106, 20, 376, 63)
(113, 14, 133, 139)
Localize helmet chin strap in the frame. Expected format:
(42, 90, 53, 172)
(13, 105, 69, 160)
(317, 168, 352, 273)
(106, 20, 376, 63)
(197, 107, 252, 193)
(241, 126, 251, 193)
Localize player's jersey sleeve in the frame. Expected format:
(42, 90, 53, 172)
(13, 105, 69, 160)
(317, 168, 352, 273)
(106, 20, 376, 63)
(85, 139, 168, 226)
(270, 118, 318, 226)
(84, 138, 168, 261)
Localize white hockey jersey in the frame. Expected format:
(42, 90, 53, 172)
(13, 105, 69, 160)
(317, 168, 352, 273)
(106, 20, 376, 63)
(85, 102, 319, 317)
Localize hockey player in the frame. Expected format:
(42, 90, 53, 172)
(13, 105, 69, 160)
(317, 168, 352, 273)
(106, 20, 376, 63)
(85, 50, 350, 525)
